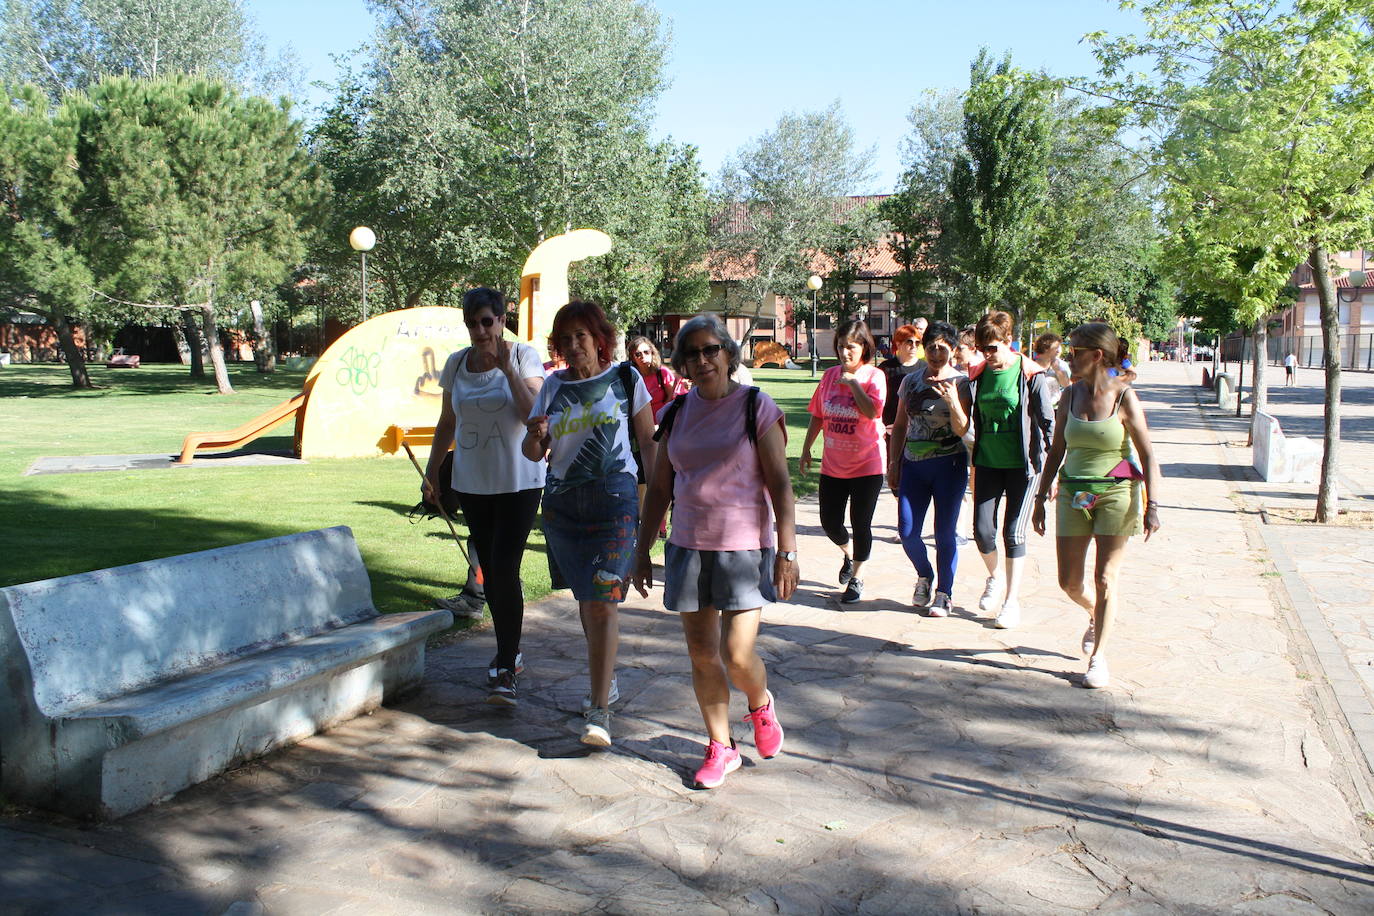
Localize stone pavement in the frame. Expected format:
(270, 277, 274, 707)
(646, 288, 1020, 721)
(5, 363, 1374, 914)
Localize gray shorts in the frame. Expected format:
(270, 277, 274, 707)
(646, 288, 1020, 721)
(663, 544, 777, 613)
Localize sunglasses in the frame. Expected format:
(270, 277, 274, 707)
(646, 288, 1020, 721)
(464, 315, 501, 329)
(1064, 345, 1101, 357)
(681, 343, 724, 362)
(977, 343, 1001, 354)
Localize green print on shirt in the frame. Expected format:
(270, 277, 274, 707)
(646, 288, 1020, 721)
(545, 372, 633, 491)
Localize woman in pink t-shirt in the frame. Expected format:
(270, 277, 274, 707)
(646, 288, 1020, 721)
(632, 314, 798, 790)
(801, 319, 886, 604)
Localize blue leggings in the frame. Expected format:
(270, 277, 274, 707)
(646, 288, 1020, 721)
(897, 451, 969, 596)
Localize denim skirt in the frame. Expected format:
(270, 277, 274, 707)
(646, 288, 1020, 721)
(542, 471, 640, 603)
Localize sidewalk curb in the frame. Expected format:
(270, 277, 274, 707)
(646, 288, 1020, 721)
(1186, 370, 1374, 814)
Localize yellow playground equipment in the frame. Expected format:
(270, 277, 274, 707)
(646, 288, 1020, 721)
(176, 228, 612, 463)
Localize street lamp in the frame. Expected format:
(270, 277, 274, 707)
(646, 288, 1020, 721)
(808, 274, 823, 377)
(349, 226, 376, 321)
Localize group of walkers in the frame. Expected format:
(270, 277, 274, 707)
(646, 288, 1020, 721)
(424, 288, 1160, 790)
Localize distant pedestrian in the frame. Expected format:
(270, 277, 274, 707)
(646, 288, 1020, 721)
(1032, 332, 1073, 407)
(967, 311, 1055, 628)
(523, 301, 657, 748)
(632, 314, 797, 789)
(888, 320, 972, 616)
(1284, 352, 1297, 386)
(1033, 322, 1162, 689)
(801, 319, 886, 604)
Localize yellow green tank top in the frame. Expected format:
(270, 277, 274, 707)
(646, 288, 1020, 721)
(1062, 387, 1131, 478)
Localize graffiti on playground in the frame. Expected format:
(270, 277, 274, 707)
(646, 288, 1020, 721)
(336, 346, 381, 395)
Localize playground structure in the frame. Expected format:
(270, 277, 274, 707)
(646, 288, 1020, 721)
(176, 229, 612, 463)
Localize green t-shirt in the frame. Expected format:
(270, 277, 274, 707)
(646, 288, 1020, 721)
(975, 361, 1023, 469)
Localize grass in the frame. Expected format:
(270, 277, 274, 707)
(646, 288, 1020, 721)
(0, 360, 836, 618)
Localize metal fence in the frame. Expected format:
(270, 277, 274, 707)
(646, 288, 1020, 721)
(1221, 333, 1374, 372)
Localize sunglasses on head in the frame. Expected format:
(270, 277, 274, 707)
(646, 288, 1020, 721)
(681, 343, 724, 361)
(464, 315, 501, 329)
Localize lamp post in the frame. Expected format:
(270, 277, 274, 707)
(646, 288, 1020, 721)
(349, 226, 376, 322)
(808, 274, 823, 377)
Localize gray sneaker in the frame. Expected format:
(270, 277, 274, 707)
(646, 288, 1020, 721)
(581, 707, 613, 747)
(488, 652, 525, 685)
(486, 669, 518, 707)
(912, 577, 933, 608)
(435, 592, 485, 619)
(581, 676, 620, 714)
(927, 591, 952, 618)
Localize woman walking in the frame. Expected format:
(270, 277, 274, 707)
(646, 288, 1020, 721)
(968, 311, 1055, 628)
(631, 314, 797, 789)
(1032, 322, 1162, 688)
(627, 335, 687, 535)
(801, 320, 886, 604)
(424, 288, 546, 706)
(887, 321, 972, 617)
(523, 302, 657, 747)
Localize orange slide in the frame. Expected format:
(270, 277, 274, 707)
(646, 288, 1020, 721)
(176, 393, 306, 464)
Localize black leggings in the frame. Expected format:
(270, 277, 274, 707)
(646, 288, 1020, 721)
(455, 487, 543, 669)
(818, 473, 884, 563)
(972, 466, 1039, 559)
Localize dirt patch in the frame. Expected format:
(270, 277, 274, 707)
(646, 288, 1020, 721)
(1261, 507, 1374, 528)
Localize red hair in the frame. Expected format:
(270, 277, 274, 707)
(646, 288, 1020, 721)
(548, 301, 617, 365)
(893, 324, 919, 346)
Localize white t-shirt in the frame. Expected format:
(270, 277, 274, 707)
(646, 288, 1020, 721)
(439, 344, 547, 495)
(1284, 354, 1297, 368)
(531, 363, 650, 495)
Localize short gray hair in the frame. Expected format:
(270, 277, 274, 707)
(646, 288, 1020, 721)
(671, 313, 741, 375)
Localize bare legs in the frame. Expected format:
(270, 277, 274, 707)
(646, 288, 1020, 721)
(681, 607, 768, 744)
(1055, 534, 1130, 658)
(578, 600, 619, 706)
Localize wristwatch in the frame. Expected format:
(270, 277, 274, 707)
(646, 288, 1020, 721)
(777, 550, 798, 562)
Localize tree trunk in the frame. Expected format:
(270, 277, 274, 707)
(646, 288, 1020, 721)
(201, 305, 234, 395)
(182, 309, 205, 377)
(1310, 245, 1341, 522)
(45, 306, 92, 388)
(250, 300, 275, 373)
(1235, 327, 1246, 418)
(1248, 316, 1268, 445)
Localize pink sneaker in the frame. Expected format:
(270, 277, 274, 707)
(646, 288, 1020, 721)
(744, 690, 784, 758)
(694, 740, 741, 789)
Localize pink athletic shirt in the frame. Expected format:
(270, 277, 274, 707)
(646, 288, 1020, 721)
(807, 364, 886, 478)
(663, 386, 786, 551)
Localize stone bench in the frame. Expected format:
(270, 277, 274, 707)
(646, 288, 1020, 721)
(0, 527, 451, 818)
(1252, 411, 1321, 484)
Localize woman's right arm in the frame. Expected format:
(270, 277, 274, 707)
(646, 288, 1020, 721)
(423, 395, 458, 503)
(887, 390, 909, 494)
(1031, 395, 1070, 537)
(800, 415, 824, 475)
(631, 425, 676, 598)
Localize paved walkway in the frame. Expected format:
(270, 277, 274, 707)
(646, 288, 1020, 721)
(6, 364, 1374, 913)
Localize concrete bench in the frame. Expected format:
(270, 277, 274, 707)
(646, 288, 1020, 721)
(1252, 411, 1321, 484)
(0, 527, 451, 818)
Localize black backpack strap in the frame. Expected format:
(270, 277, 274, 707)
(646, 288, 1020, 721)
(652, 393, 689, 442)
(744, 386, 760, 444)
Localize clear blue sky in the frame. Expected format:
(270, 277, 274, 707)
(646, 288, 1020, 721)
(246, 0, 1145, 193)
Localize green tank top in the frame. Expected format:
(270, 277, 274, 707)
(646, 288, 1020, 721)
(974, 360, 1023, 469)
(1062, 387, 1132, 478)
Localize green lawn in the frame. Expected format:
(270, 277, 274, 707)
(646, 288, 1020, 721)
(0, 361, 832, 620)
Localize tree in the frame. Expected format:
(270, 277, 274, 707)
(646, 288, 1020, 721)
(712, 101, 874, 343)
(1092, 0, 1374, 520)
(815, 203, 888, 322)
(313, 0, 683, 322)
(941, 50, 1055, 324)
(0, 84, 94, 386)
(72, 76, 325, 393)
(0, 0, 298, 100)
(880, 89, 963, 319)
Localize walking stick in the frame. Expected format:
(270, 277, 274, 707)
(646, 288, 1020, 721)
(401, 442, 470, 574)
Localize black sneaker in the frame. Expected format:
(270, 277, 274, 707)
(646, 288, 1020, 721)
(838, 557, 854, 585)
(486, 669, 518, 706)
(488, 652, 525, 686)
(840, 578, 864, 604)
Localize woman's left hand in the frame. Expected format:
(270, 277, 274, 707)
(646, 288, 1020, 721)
(1144, 503, 1161, 542)
(631, 552, 654, 598)
(773, 554, 799, 602)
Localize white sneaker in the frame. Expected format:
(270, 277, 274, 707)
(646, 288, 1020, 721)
(912, 577, 933, 608)
(581, 676, 620, 714)
(927, 591, 951, 618)
(994, 599, 1020, 629)
(1084, 656, 1110, 689)
(581, 707, 613, 747)
(978, 576, 1004, 613)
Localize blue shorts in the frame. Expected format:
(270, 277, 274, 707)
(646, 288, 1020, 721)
(541, 472, 639, 603)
